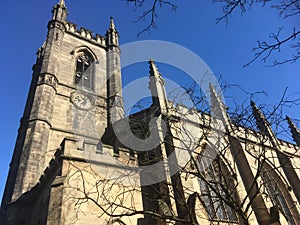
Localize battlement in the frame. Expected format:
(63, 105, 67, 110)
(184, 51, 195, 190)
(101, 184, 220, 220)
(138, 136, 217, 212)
(65, 22, 106, 47)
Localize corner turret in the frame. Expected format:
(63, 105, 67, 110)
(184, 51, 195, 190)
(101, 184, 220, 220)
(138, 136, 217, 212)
(106, 17, 123, 124)
(106, 17, 119, 46)
(51, 0, 67, 22)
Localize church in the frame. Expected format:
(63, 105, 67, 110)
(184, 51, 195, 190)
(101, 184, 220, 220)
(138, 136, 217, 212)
(1, 1, 300, 224)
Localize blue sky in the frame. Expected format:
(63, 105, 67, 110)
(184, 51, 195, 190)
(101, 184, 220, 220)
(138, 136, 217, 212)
(0, 0, 299, 201)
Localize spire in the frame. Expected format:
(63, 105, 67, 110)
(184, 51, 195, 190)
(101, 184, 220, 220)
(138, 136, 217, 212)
(286, 116, 300, 146)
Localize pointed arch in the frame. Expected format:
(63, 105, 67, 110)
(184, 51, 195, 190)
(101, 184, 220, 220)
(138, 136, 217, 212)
(197, 146, 240, 223)
(261, 162, 300, 225)
(70, 45, 98, 62)
(70, 46, 98, 90)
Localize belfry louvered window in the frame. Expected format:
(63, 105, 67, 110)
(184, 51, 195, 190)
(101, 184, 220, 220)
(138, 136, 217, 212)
(75, 53, 93, 89)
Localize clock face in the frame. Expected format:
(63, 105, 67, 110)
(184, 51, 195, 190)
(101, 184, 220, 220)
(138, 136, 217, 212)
(71, 92, 94, 110)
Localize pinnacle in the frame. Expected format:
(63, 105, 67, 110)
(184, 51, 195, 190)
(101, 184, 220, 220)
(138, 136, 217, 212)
(58, 0, 65, 6)
(110, 16, 115, 30)
(286, 115, 299, 133)
(251, 101, 275, 140)
(149, 59, 161, 77)
(250, 101, 264, 129)
(286, 116, 300, 146)
(286, 115, 294, 126)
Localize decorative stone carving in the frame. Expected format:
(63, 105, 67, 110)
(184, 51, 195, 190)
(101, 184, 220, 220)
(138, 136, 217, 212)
(38, 73, 58, 89)
(48, 21, 66, 32)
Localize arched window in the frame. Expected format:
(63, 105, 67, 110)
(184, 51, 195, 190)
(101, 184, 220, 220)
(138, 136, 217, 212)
(74, 52, 93, 89)
(261, 164, 299, 225)
(198, 152, 238, 223)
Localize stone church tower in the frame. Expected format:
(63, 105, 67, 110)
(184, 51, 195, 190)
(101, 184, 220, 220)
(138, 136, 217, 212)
(2, 1, 300, 225)
(1, 1, 124, 224)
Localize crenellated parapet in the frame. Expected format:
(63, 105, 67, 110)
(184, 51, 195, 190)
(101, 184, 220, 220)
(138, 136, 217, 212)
(65, 22, 106, 47)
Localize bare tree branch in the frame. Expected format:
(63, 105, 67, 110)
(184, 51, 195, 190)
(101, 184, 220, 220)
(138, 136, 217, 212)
(126, 0, 177, 36)
(125, 0, 300, 65)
